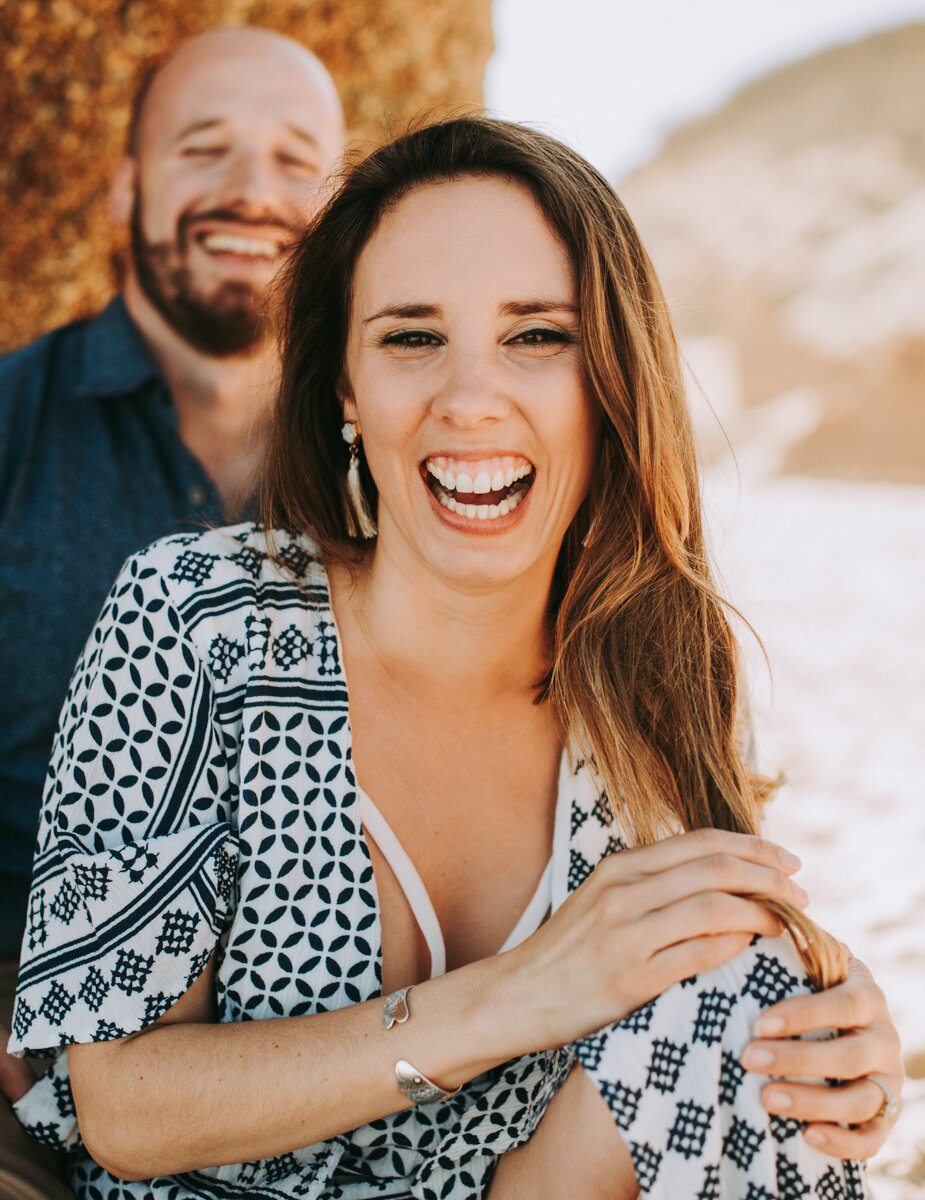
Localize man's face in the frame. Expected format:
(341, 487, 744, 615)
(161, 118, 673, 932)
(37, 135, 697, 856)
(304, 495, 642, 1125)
(126, 33, 344, 357)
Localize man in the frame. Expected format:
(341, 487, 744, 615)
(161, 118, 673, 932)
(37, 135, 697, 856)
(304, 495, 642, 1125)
(0, 26, 345, 995)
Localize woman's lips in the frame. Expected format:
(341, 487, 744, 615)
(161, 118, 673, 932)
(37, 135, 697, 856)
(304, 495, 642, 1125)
(422, 455, 535, 522)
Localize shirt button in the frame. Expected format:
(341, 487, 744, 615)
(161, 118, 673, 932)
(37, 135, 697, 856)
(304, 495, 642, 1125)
(188, 485, 209, 508)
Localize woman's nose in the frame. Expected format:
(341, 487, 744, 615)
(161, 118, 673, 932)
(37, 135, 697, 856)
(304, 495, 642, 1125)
(431, 347, 511, 427)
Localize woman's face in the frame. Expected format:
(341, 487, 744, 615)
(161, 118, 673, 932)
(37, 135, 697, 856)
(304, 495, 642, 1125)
(343, 175, 600, 592)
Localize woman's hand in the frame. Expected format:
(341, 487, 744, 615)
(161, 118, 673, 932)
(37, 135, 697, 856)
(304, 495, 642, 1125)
(502, 828, 808, 1053)
(742, 956, 902, 1159)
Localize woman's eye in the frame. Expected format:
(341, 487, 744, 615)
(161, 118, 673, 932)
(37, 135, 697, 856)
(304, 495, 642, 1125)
(380, 330, 442, 350)
(510, 327, 574, 347)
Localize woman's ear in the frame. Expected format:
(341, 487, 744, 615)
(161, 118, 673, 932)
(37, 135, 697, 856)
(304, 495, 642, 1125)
(338, 382, 359, 430)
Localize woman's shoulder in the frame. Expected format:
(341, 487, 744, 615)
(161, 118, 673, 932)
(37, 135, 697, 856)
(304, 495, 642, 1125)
(132, 523, 328, 597)
(92, 524, 337, 693)
(109, 523, 332, 631)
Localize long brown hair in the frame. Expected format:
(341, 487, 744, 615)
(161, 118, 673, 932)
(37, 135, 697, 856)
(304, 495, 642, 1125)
(262, 115, 844, 989)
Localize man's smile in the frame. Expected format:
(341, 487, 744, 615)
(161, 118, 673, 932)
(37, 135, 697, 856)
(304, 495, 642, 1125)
(182, 213, 297, 264)
(198, 231, 283, 260)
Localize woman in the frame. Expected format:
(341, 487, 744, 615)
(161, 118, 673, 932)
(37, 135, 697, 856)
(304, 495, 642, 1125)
(10, 118, 900, 1199)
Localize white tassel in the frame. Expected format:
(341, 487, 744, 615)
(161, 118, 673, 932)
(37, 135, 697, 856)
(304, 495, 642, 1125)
(343, 464, 360, 540)
(342, 422, 377, 539)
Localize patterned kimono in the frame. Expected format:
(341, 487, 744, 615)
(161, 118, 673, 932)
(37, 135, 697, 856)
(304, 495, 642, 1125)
(9, 526, 866, 1200)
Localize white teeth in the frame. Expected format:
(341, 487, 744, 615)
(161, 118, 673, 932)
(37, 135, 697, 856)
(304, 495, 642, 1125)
(202, 233, 279, 259)
(434, 485, 527, 521)
(426, 461, 457, 490)
(503, 464, 531, 487)
(424, 457, 535, 495)
(424, 456, 535, 523)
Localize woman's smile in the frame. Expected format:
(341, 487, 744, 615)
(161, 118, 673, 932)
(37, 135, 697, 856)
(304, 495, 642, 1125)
(421, 454, 535, 524)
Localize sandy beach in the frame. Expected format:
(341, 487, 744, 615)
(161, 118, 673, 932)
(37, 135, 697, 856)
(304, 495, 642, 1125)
(705, 471, 925, 1198)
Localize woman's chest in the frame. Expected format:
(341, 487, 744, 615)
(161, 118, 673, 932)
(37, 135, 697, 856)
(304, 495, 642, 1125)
(347, 694, 562, 991)
(215, 694, 563, 1019)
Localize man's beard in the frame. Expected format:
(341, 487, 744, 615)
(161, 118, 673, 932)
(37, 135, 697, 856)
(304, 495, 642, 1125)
(129, 197, 272, 358)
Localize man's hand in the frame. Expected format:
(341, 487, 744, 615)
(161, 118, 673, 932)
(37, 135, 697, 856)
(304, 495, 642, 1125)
(0, 1022, 37, 1104)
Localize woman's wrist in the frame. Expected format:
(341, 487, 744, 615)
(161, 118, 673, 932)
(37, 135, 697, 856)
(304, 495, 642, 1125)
(393, 953, 546, 1090)
(454, 946, 556, 1064)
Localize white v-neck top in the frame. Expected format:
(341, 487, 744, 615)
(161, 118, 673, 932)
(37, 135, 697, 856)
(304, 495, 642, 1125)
(357, 786, 553, 979)
(11, 525, 867, 1200)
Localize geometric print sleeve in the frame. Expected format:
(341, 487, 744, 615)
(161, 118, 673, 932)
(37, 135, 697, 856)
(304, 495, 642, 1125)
(564, 764, 868, 1200)
(575, 934, 869, 1199)
(8, 546, 237, 1122)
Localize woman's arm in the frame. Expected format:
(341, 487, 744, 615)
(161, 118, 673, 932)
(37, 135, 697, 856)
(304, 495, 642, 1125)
(68, 827, 806, 1180)
(744, 955, 903, 1159)
(69, 949, 511, 1180)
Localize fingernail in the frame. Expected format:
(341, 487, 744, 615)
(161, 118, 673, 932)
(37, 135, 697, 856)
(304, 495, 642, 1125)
(765, 1088, 792, 1111)
(755, 1015, 784, 1036)
(779, 849, 801, 870)
(805, 1128, 827, 1148)
(794, 884, 809, 906)
(743, 1047, 774, 1069)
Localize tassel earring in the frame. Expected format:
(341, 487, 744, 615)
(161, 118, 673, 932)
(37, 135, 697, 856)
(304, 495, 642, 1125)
(341, 422, 377, 539)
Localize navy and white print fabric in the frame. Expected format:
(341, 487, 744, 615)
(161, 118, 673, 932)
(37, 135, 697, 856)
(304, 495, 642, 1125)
(10, 526, 866, 1198)
(567, 767, 866, 1198)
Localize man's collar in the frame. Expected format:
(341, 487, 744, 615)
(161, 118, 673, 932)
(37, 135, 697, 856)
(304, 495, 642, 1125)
(75, 295, 164, 400)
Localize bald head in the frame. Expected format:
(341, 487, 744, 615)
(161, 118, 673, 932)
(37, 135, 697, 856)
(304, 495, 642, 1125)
(130, 27, 344, 161)
(113, 26, 345, 358)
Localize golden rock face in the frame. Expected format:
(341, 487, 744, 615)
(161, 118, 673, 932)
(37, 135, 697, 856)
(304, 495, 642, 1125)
(620, 21, 925, 484)
(0, 0, 493, 353)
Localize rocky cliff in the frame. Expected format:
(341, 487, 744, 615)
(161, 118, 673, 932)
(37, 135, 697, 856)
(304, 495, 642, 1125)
(620, 22, 925, 483)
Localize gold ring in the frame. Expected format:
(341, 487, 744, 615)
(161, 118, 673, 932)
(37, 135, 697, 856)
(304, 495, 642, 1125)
(868, 1074, 899, 1121)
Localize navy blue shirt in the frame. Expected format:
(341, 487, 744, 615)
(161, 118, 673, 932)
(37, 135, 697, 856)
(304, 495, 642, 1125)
(0, 297, 236, 957)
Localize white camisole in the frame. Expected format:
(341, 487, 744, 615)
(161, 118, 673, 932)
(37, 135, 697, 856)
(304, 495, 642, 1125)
(357, 786, 553, 979)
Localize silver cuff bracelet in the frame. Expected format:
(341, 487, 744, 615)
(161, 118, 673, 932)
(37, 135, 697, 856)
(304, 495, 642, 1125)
(394, 1058, 460, 1105)
(382, 985, 413, 1029)
(382, 985, 461, 1105)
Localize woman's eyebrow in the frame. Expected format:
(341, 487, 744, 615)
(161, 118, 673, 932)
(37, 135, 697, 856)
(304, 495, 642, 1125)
(364, 300, 578, 324)
(500, 300, 578, 316)
(364, 303, 441, 323)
